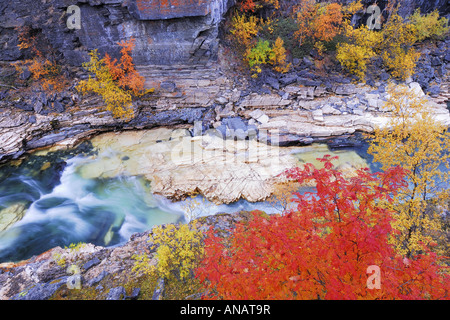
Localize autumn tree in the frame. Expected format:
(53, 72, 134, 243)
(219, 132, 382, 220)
(336, 23, 382, 80)
(132, 223, 205, 299)
(337, 8, 448, 81)
(294, 0, 343, 48)
(76, 38, 153, 120)
(229, 13, 261, 54)
(270, 37, 291, 73)
(196, 155, 449, 300)
(103, 38, 147, 96)
(409, 9, 449, 43)
(15, 26, 68, 92)
(367, 85, 450, 258)
(379, 13, 420, 80)
(336, 12, 420, 81)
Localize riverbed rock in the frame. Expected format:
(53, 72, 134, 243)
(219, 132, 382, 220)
(70, 127, 369, 205)
(409, 82, 425, 97)
(0, 203, 27, 232)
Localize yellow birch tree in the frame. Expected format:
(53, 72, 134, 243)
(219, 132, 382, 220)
(367, 85, 450, 257)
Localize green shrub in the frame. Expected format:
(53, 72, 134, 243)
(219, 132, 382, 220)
(245, 39, 275, 77)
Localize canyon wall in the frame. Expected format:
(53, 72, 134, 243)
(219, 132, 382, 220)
(0, 0, 233, 66)
(2, 0, 448, 67)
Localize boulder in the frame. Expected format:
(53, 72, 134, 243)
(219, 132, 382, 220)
(279, 74, 298, 86)
(333, 84, 357, 95)
(427, 85, 441, 97)
(408, 82, 425, 97)
(265, 76, 280, 90)
(444, 52, 450, 63)
(106, 287, 126, 300)
(322, 105, 341, 115)
(311, 109, 324, 122)
(249, 109, 269, 124)
(379, 72, 390, 81)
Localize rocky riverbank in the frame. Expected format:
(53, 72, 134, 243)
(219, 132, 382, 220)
(1, 41, 449, 164)
(0, 0, 449, 162)
(0, 212, 245, 300)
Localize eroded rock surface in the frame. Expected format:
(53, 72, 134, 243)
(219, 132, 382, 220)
(70, 127, 368, 204)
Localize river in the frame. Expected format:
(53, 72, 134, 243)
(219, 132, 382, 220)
(0, 128, 376, 263)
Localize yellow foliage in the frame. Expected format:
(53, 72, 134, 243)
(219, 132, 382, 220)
(381, 46, 420, 80)
(336, 23, 381, 81)
(229, 13, 260, 50)
(380, 14, 419, 80)
(337, 13, 423, 81)
(367, 85, 450, 257)
(342, 0, 363, 18)
(263, 0, 279, 10)
(76, 39, 152, 120)
(133, 224, 204, 282)
(270, 37, 291, 73)
(76, 49, 135, 120)
(410, 9, 450, 42)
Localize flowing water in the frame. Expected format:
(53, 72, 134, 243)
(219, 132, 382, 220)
(0, 131, 375, 263)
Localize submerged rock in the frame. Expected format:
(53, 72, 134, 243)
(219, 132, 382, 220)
(73, 127, 368, 205)
(0, 203, 27, 232)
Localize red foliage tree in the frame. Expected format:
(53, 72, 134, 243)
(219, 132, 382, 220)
(196, 156, 449, 299)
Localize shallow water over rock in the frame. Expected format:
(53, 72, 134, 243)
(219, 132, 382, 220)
(0, 127, 372, 263)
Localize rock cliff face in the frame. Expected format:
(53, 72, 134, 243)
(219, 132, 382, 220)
(0, 0, 233, 65)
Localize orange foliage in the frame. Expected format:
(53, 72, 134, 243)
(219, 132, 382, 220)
(16, 26, 38, 53)
(15, 26, 68, 92)
(294, 1, 343, 45)
(312, 3, 343, 42)
(103, 38, 146, 96)
(76, 38, 152, 119)
(236, 0, 279, 12)
(196, 156, 450, 300)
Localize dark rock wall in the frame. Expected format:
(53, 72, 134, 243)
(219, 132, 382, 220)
(0, 0, 233, 66)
